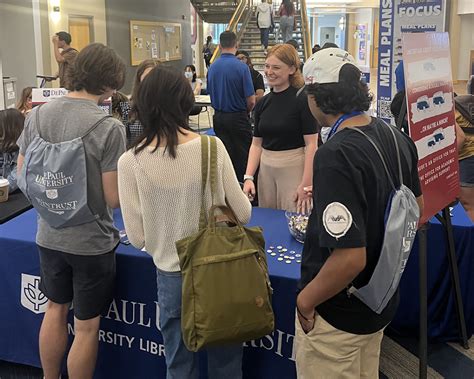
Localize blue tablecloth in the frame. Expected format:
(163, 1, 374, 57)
(391, 206, 474, 341)
(0, 205, 472, 378)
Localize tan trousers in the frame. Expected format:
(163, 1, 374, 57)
(294, 313, 384, 379)
(258, 147, 305, 211)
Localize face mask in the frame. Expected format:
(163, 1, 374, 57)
(320, 127, 331, 144)
(184, 72, 193, 79)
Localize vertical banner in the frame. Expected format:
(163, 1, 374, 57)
(376, 0, 446, 122)
(403, 32, 460, 223)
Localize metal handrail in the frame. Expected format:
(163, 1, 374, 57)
(298, 0, 312, 60)
(209, 0, 253, 64)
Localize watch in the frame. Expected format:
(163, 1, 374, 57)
(243, 175, 254, 182)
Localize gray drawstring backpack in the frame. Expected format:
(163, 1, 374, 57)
(17, 107, 110, 228)
(347, 124, 420, 314)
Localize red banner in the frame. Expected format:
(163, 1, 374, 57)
(402, 32, 460, 224)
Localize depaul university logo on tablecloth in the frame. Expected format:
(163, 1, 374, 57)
(21, 274, 48, 314)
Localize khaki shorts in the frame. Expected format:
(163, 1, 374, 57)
(294, 311, 384, 379)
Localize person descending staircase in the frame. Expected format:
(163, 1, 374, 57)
(239, 6, 305, 72)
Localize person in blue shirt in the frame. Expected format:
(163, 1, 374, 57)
(207, 31, 256, 182)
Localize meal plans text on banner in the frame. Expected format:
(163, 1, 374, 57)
(377, 0, 446, 123)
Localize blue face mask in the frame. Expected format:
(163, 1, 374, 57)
(184, 72, 193, 79)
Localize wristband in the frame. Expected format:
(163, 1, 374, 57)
(244, 175, 254, 182)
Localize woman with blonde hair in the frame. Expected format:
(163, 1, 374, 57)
(120, 58, 160, 146)
(16, 86, 34, 115)
(243, 44, 318, 213)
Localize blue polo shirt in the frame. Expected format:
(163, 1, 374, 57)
(207, 53, 255, 113)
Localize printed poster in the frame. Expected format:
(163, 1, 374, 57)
(403, 32, 459, 223)
(377, 0, 446, 123)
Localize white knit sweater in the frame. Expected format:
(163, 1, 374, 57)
(118, 136, 252, 272)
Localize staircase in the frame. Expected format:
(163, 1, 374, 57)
(239, 12, 306, 71)
(191, 0, 239, 23)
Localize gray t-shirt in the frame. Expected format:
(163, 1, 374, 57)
(17, 96, 126, 255)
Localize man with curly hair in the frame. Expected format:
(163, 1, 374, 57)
(294, 48, 424, 378)
(17, 43, 126, 379)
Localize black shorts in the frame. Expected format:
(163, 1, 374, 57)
(38, 246, 116, 320)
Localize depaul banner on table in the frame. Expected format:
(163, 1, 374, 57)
(402, 32, 459, 224)
(31, 87, 111, 114)
(377, 0, 446, 123)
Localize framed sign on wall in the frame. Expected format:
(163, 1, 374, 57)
(130, 20, 182, 66)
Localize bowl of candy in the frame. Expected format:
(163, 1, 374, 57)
(285, 211, 309, 244)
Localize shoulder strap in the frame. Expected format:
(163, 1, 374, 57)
(35, 105, 111, 142)
(386, 124, 404, 186)
(209, 136, 217, 206)
(81, 115, 113, 139)
(35, 105, 43, 138)
(199, 135, 209, 229)
(351, 127, 398, 191)
(396, 91, 407, 131)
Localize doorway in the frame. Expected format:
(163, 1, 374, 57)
(320, 27, 335, 46)
(68, 16, 94, 52)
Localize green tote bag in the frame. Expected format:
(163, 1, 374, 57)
(176, 136, 275, 352)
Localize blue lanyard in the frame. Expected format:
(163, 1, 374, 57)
(327, 111, 364, 140)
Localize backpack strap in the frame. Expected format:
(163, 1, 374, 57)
(386, 124, 404, 186)
(35, 105, 44, 138)
(351, 127, 398, 191)
(199, 135, 210, 230)
(81, 115, 113, 139)
(35, 105, 111, 141)
(209, 136, 217, 206)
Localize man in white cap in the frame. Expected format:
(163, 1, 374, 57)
(294, 48, 424, 377)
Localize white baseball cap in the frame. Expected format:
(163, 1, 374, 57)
(303, 48, 357, 85)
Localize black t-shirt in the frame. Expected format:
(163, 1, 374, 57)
(299, 118, 422, 334)
(253, 86, 318, 151)
(250, 68, 265, 93)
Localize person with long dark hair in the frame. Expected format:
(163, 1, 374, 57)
(16, 87, 34, 115)
(202, 36, 217, 68)
(119, 59, 160, 146)
(118, 66, 251, 378)
(0, 108, 24, 192)
(278, 0, 295, 42)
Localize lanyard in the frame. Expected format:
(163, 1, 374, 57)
(327, 111, 364, 140)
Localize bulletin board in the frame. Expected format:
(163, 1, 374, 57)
(130, 20, 182, 66)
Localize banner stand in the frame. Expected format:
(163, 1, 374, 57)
(418, 223, 428, 379)
(435, 206, 469, 349)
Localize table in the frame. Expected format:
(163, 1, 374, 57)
(0, 190, 32, 224)
(0, 208, 301, 379)
(194, 95, 211, 106)
(0, 206, 472, 378)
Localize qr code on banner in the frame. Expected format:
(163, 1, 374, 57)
(378, 99, 393, 119)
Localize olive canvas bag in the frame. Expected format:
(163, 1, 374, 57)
(176, 135, 275, 352)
